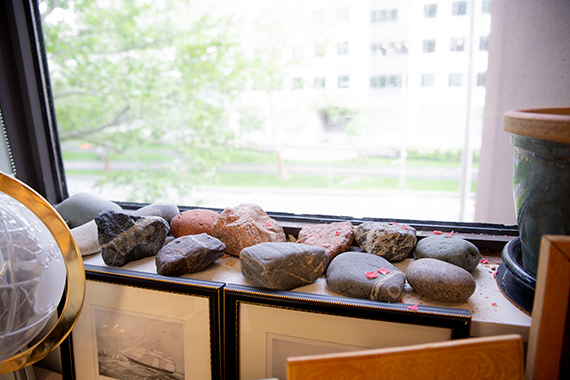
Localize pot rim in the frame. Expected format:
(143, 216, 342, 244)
(504, 107, 570, 145)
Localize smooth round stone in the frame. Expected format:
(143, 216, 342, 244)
(170, 208, 220, 238)
(240, 242, 328, 290)
(405, 258, 476, 303)
(326, 252, 405, 303)
(132, 201, 180, 223)
(56, 193, 122, 228)
(71, 220, 100, 256)
(415, 235, 481, 272)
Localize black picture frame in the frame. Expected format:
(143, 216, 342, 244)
(223, 283, 471, 380)
(63, 264, 224, 380)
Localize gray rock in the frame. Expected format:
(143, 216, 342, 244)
(240, 242, 328, 290)
(56, 193, 122, 228)
(131, 201, 180, 223)
(415, 235, 481, 272)
(96, 211, 170, 267)
(405, 258, 476, 303)
(355, 222, 416, 261)
(326, 252, 405, 302)
(71, 220, 100, 256)
(155, 233, 226, 276)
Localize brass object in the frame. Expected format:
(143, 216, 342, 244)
(0, 172, 85, 374)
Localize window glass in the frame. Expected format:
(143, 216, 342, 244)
(450, 38, 465, 52)
(39, 0, 490, 222)
(452, 1, 468, 16)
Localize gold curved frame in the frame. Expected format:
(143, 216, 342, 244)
(0, 172, 85, 374)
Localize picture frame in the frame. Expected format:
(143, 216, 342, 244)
(526, 235, 570, 379)
(223, 284, 471, 380)
(64, 264, 224, 380)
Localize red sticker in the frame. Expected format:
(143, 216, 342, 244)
(407, 304, 419, 311)
(265, 221, 271, 227)
(378, 268, 390, 275)
(366, 271, 379, 279)
(492, 302, 497, 307)
(481, 259, 488, 264)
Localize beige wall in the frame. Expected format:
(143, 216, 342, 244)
(475, 0, 570, 224)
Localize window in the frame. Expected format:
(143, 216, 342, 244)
(479, 36, 489, 51)
(424, 4, 437, 18)
(482, 0, 492, 13)
(450, 38, 465, 52)
(292, 45, 303, 61)
(389, 75, 403, 87)
(337, 42, 349, 55)
(421, 74, 435, 87)
(390, 9, 398, 21)
(370, 75, 401, 88)
(314, 43, 326, 57)
(452, 1, 468, 16)
(449, 73, 463, 86)
(370, 76, 386, 88)
(423, 39, 436, 53)
(314, 77, 326, 88)
(292, 77, 304, 89)
(477, 72, 486, 86)
(371, 9, 398, 23)
(337, 75, 349, 88)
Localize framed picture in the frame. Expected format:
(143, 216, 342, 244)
(64, 264, 224, 380)
(223, 284, 471, 380)
(526, 235, 570, 379)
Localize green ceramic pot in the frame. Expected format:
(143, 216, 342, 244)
(504, 108, 570, 278)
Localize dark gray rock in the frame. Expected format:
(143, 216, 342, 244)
(56, 193, 122, 228)
(131, 201, 180, 223)
(155, 233, 226, 276)
(415, 235, 481, 272)
(96, 211, 169, 267)
(326, 252, 405, 302)
(240, 242, 328, 290)
(405, 258, 476, 303)
(355, 222, 416, 261)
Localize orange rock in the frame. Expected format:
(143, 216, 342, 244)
(170, 209, 220, 238)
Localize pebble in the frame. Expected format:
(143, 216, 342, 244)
(70, 221, 100, 256)
(415, 235, 481, 272)
(131, 201, 180, 223)
(56, 193, 122, 228)
(170, 209, 220, 238)
(355, 221, 417, 261)
(296, 221, 355, 265)
(96, 211, 169, 267)
(211, 203, 286, 256)
(326, 252, 405, 303)
(155, 233, 226, 276)
(405, 258, 476, 303)
(240, 242, 328, 290)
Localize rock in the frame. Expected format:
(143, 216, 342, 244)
(155, 233, 226, 276)
(211, 203, 286, 256)
(131, 201, 180, 223)
(71, 220, 100, 256)
(415, 235, 481, 272)
(96, 211, 170, 267)
(326, 252, 405, 302)
(240, 242, 328, 290)
(296, 221, 355, 264)
(355, 222, 416, 261)
(56, 193, 122, 228)
(405, 258, 476, 303)
(170, 209, 220, 238)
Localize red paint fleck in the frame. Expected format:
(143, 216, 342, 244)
(481, 259, 488, 264)
(433, 230, 443, 235)
(392, 222, 398, 225)
(408, 304, 419, 311)
(265, 221, 272, 227)
(493, 271, 497, 278)
(444, 231, 454, 236)
(401, 225, 409, 230)
(366, 271, 379, 279)
(378, 268, 390, 275)
(492, 302, 497, 307)
(335, 231, 340, 236)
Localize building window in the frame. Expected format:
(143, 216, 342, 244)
(389, 75, 402, 87)
(390, 9, 398, 21)
(371, 9, 398, 22)
(337, 42, 349, 55)
(482, 0, 492, 13)
(338, 75, 349, 88)
(314, 77, 326, 88)
(370, 76, 386, 88)
(371, 43, 386, 55)
(450, 38, 465, 52)
(479, 36, 489, 51)
(337, 8, 349, 22)
(421, 74, 435, 87)
(449, 73, 463, 87)
(452, 1, 467, 16)
(424, 4, 437, 18)
(292, 45, 303, 61)
(423, 39, 436, 53)
(314, 43, 326, 57)
(292, 77, 303, 89)
(477, 72, 486, 86)
(392, 41, 408, 54)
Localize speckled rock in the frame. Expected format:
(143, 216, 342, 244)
(296, 221, 355, 264)
(415, 235, 481, 272)
(405, 258, 476, 303)
(355, 222, 416, 262)
(56, 193, 122, 228)
(96, 211, 170, 267)
(211, 203, 286, 256)
(71, 220, 100, 256)
(155, 233, 226, 276)
(326, 252, 405, 302)
(240, 242, 328, 290)
(170, 209, 220, 238)
(132, 201, 180, 223)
